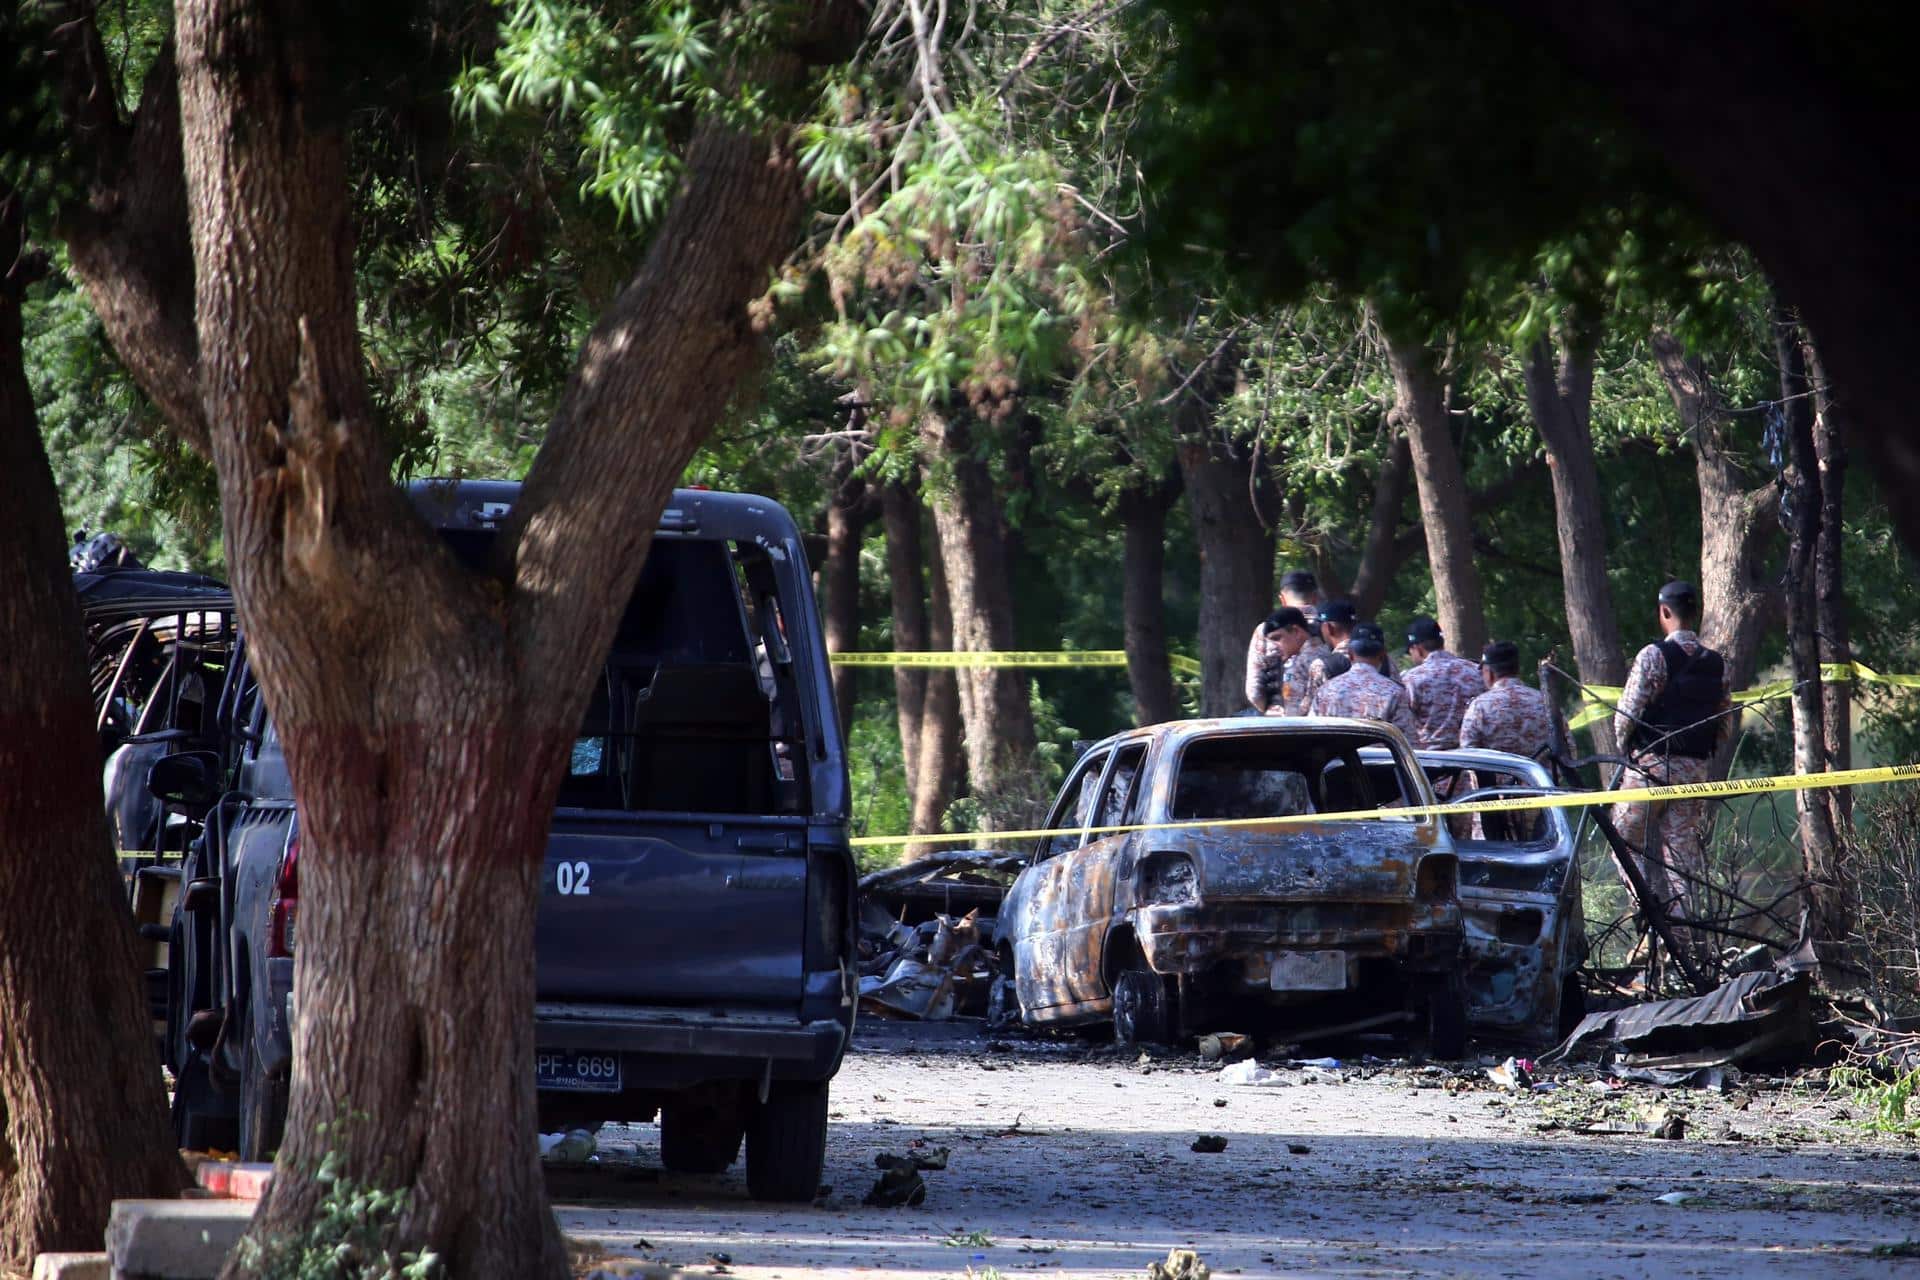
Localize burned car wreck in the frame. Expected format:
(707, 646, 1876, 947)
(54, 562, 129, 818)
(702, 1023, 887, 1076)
(1362, 747, 1589, 1045)
(996, 718, 1470, 1056)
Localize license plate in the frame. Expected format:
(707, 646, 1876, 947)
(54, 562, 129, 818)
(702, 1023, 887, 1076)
(535, 1051, 623, 1093)
(1270, 950, 1348, 991)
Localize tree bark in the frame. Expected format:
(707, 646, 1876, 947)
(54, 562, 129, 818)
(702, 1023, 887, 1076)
(911, 513, 964, 841)
(1381, 328, 1489, 656)
(920, 411, 1041, 830)
(880, 483, 929, 804)
(1650, 328, 1781, 774)
(1523, 335, 1625, 756)
(1178, 439, 1275, 716)
(1118, 475, 1181, 726)
(0, 189, 189, 1270)
(1349, 429, 1412, 619)
(1774, 308, 1847, 942)
(1493, 4, 1920, 565)
(823, 453, 873, 735)
(166, 1, 860, 1273)
(1807, 339, 1852, 820)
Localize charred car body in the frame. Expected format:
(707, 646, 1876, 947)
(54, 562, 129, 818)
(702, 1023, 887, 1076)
(97, 484, 856, 1200)
(998, 718, 1469, 1056)
(1387, 747, 1588, 1044)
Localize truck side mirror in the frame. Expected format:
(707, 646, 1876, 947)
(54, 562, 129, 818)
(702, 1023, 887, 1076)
(147, 751, 222, 815)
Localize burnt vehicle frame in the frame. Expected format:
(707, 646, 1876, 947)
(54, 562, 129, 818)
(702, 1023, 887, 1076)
(996, 718, 1469, 1055)
(104, 484, 857, 1201)
(1359, 746, 1590, 1045)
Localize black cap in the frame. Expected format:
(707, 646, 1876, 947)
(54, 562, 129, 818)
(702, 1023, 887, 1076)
(1265, 606, 1309, 632)
(1348, 622, 1387, 656)
(1318, 598, 1357, 627)
(1405, 616, 1443, 653)
(1480, 640, 1520, 673)
(1658, 580, 1699, 608)
(1280, 569, 1319, 596)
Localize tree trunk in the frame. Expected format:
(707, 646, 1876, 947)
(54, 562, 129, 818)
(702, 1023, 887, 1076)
(880, 483, 930, 803)
(1381, 328, 1489, 656)
(0, 190, 188, 1270)
(911, 513, 964, 841)
(1119, 476, 1181, 726)
(1775, 308, 1847, 942)
(1651, 329, 1781, 776)
(169, 2, 858, 1273)
(823, 456, 872, 735)
(1349, 429, 1412, 618)
(1178, 440, 1274, 716)
(921, 411, 1041, 830)
(1807, 339, 1852, 820)
(1523, 335, 1625, 756)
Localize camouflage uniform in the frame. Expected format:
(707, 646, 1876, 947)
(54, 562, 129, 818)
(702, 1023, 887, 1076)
(1459, 676, 1560, 759)
(1273, 634, 1332, 716)
(1400, 650, 1484, 749)
(1609, 630, 1733, 960)
(1309, 663, 1418, 740)
(1244, 622, 1289, 712)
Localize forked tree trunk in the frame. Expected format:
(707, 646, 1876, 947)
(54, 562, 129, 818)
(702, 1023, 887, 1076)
(1381, 329, 1489, 657)
(0, 192, 188, 1270)
(920, 411, 1041, 830)
(911, 514, 964, 841)
(1524, 335, 1625, 756)
(1807, 340, 1852, 819)
(168, 2, 858, 1274)
(881, 483, 930, 801)
(1774, 309, 1847, 941)
(1349, 429, 1412, 619)
(1179, 440, 1274, 716)
(1651, 328, 1781, 777)
(1119, 476, 1181, 726)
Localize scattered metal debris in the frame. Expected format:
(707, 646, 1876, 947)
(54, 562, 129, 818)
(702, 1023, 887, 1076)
(858, 908, 998, 1021)
(1550, 964, 1816, 1071)
(1189, 1134, 1228, 1153)
(1147, 1249, 1211, 1280)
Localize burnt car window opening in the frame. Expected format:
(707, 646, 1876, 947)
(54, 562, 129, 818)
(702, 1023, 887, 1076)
(1428, 767, 1553, 846)
(557, 538, 809, 816)
(1096, 742, 1149, 830)
(1038, 748, 1110, 858)
(1172, 733, 1414, 822)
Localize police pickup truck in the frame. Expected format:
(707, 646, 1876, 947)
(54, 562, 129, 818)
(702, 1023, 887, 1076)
(115, 482, 856, 1201)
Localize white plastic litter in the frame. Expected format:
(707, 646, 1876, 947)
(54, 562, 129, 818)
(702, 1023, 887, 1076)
(539, 1128, 596, 1164)
(1219, 1060, 1290, 1087)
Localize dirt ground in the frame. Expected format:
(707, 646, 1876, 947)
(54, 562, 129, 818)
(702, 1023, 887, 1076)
(550, 1021, 1920, 1280)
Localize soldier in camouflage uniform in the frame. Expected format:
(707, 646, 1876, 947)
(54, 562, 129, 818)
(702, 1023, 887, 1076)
(1400, 617, 1484, 749)
(1459, 641, 1562, 760)
(1309, 623, 1417, 739)
(1244, 607, 1313, 713)
(1610, 581, 1733, 967)
(1246, 571, 1325, 714)
(1298, 599, 1358, 711)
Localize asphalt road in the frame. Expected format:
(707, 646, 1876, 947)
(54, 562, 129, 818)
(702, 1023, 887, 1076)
(551, 1020, 1920, 1279)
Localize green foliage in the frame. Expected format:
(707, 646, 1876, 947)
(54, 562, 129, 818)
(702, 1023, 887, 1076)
(233, 1147, 442, 1280)
(1828, 1061, 1920, 1137)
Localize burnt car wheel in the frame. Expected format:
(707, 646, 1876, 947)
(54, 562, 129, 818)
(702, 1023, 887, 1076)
(985, 973, 1021, 1031)
(660, 1098, 745, 1174)
(745, 1081, 828, 1202)
(1425, 982, 1469, 1060)
(1111, 969, 1173, 1047)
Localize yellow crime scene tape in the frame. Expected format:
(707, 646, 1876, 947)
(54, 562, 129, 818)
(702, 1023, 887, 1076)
(832, 650, 1204, 678)
(849, 760, 1920, 851)
(1567, 660, 1920, 732)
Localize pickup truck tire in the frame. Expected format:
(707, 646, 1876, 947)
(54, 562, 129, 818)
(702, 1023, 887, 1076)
(238, 1006, 288, 1162)
(660, 1101, 744, 1174)
(745, 1081, 828, 1202)
(1111, 969, 1173, 1047)
(1425, 982, 1469, 1061)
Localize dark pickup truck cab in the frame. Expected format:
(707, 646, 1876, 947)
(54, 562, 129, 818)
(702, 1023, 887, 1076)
(118, 482, 855, 1200)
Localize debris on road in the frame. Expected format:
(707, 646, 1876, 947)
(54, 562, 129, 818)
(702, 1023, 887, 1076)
(1197, 1032, 1252, 1061)
(1486, 1057, 1535, 1091)
(864, 1155, 930, 1207)
(1147, 1248, 1211, 1280)
(540, 1129, 597, 1164)
(1190, 1134, 1228, 1153)
(1217, 1061, 1290, 1087)
(1550, 962, 1816, 1071)
(858, 909, 996, 1021)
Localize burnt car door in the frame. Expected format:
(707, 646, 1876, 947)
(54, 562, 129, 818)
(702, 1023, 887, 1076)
(1005, 745, 1109, 1017)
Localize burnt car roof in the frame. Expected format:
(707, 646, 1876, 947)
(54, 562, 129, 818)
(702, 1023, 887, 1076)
(1084, 716, 1419, 757)
(1383, 745, 1557, 786)
(406, 478, 805, 543)
(75, 568, 234, 622)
